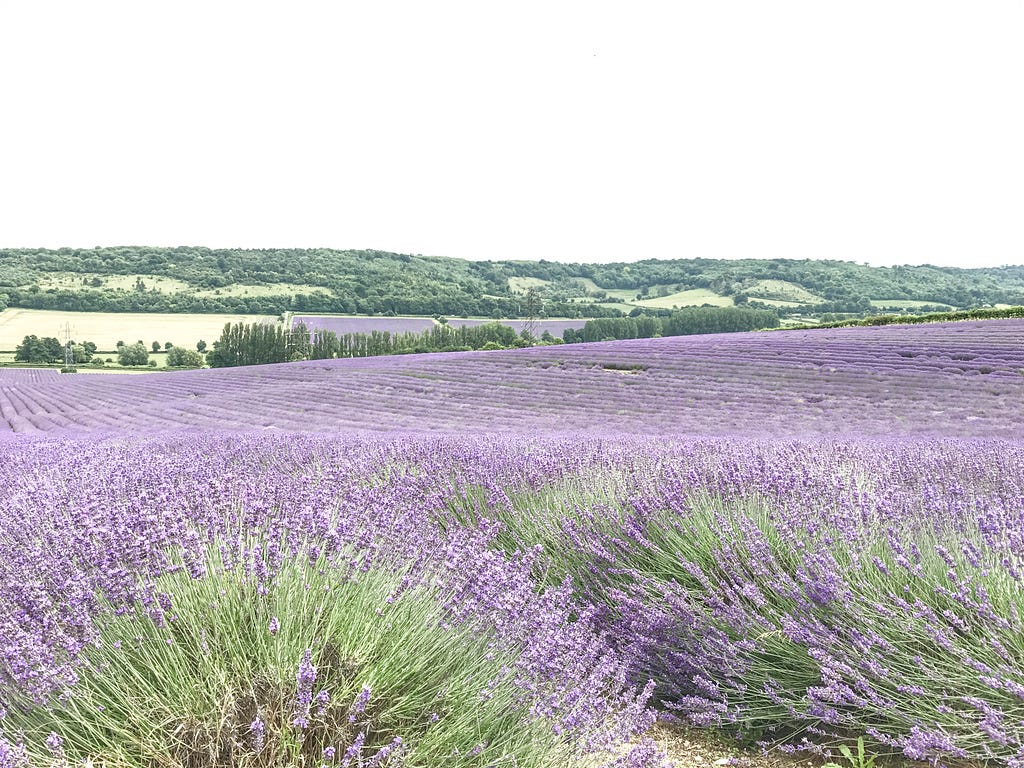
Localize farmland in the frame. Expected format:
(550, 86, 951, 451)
(1, 319, 1023, 767)
(0, 308, 275, 352)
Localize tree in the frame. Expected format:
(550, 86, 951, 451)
(15, 335, 55, 363)
(118, 342, 149, 366)
(151, 341, 161, 353)
(196, 340, 207, 353)
(164, 342, 173, 350)
(43, 337, 63, 362)
(166, 346, 205, 368)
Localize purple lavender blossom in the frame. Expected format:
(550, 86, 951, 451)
(348, 684, 371, 723)
(0, 737, 28, 768)
(341, 731, 365, 768)
(315, 689, 330, 717)
(44, 731, 63, 758)
(292, 649, 317, 729)
(249, 717, 265, 751)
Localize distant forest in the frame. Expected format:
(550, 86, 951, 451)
(2, 246, 1023, 318)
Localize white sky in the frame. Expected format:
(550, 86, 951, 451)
(1, 1, 1021, 269)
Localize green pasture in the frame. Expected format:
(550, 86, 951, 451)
(507, 276, 550, 293)
(632, 288, 734, 309)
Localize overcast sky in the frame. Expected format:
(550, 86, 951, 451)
(1, 1, 1021, 268)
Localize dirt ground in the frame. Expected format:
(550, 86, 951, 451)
(649, 723, 833, 768)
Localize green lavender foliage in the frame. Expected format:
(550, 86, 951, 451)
(10, 545, 572, 768)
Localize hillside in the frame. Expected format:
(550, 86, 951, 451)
(2, 318, 1022, 437)
(2, 247, 1023, 319)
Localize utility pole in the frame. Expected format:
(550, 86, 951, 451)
(61, 321, 74, 369)
(522, 287, 541, 341)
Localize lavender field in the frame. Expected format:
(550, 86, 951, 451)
(291, 315, 588, 340)
(291, 316, 438, 336)
(2, 319, 1023, 436)
(442, 318, 588, 337)
(2, 320, 1024, 767)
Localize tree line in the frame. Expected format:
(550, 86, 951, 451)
(206, 308, 778, 369)
(811, 305, 1024, 329)
(563, 307, 780, 343)
(206, 321, 554, 368)
(14, 336, 98, 365)
(12, 335, 206, 368)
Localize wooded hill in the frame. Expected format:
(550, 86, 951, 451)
(1, 247, 1022, 319)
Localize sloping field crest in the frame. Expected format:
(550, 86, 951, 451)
(1, 319, 1022, 436)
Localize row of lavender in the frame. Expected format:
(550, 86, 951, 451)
(2, 433, 1022, 765)
(2, 319, 1023, 436)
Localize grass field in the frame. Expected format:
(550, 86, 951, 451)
(632, 288, 734, 309)
(34, 273, 194, 293)
(194, 282, 323, 298)
(575, 279, 645, 302)
(507, 276, 550, 293)
(572, 281, 737, 310)
(0, 350, 170, 372)
(0, 309, 276, 351)
(743, 279, 824, 304)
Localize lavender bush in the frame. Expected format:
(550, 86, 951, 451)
(0, 435, 657, 767)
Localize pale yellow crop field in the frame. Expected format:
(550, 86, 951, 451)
(0, 309, 277, 351)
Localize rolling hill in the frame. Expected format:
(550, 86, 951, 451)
(2, 247, 1023, 319)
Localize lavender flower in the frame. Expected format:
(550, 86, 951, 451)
(315, 689, 330, 717)
(292, 649, 317, 729)
(341, 731, 365, 768)
(0, 737, 28, 768)
(249, 717, 265, 752)
(44, 731, 63, 758)
(348, 684, 371, 723)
